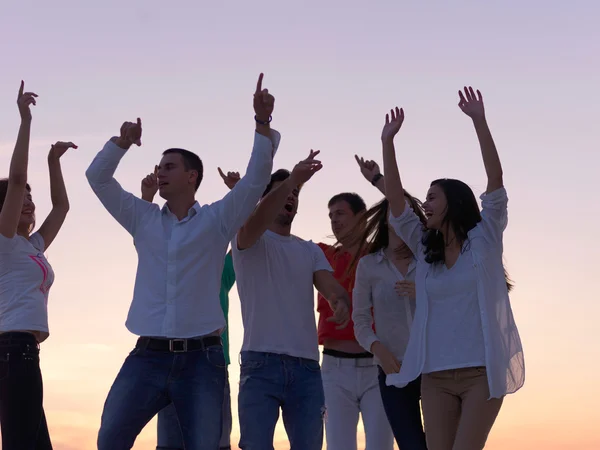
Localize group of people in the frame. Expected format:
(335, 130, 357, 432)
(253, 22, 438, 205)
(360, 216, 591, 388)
(0, 74, 525, 450)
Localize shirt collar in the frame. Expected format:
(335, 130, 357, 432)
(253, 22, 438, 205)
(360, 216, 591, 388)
(375, 248, 417, 272)
(161, 201, 201, 220)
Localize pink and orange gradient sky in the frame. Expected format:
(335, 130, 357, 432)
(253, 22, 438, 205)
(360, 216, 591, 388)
(1, 1, 599, 449)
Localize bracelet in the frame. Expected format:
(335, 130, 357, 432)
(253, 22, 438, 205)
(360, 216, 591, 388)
(254, 115, 272, 125)
(371, 173, 384, 186)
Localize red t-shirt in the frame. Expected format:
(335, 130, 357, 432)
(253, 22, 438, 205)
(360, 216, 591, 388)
(317, 242, 360, 344)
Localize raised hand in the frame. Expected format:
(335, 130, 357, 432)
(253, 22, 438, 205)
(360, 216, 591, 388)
(354, 155, 380, 183)
(218, 168, 241, 190)
(49, 141, 78, 160)
(116, 118, 143, 149)
(17, 81, 38, 122)
(289, 150, 322, 186)
(381, 107, 404, 143)
(141, 166, 158, 201)
(253, 73, 275, 122)
(325, 293, 351, 330)
(458, 86, 485, 119)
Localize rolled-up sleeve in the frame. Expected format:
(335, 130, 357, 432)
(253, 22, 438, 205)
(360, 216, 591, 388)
(217, 130, 281, 240)
(352, 258, 378, 353)
(479, 187, 508, 244)
(388, 200, 424, 257)
(85, 140, 154, 237)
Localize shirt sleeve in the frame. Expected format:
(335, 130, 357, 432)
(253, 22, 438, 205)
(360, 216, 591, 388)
(85, 140, 156, 237)
(478, 187, 508, 244)
(312, 241, 334, 273)
(215, 130, 280, 240)
(28, 232, 45, 252)
(352, 257, 379, 353)
(388, 200, 424, 257)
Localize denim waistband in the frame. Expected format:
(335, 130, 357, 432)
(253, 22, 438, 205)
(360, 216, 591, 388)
(0, 332, 40, 349)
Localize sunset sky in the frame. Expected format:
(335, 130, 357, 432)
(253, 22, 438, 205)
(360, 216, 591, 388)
(0, 1, 599, 449)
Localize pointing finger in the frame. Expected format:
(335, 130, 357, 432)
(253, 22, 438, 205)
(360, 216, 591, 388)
(217, 167, 227, 179)
(255, 73, 264, 95)
(18, 80, 24, 98)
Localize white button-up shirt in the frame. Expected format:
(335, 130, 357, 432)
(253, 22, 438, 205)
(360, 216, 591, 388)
(386, 187, 525, 399)
(352, 249, 416, 366)
(86, 131, 280, 338)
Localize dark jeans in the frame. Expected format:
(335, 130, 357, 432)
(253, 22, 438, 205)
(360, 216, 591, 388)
(238, 351, 326, 450)
(378, 366, 428, 450)
(97, 338, 226, 450)
(0, 332, 52, 450)
(157, 366, 232, 450)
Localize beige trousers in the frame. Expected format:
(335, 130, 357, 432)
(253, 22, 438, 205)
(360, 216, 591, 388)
(421, 367, 503, 450)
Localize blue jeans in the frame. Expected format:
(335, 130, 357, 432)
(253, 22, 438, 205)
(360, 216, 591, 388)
(97, 342, 226, 450)
(238, 351, 325, 450)
(378, 367, 428, 450)
(157, 367, 232, 450)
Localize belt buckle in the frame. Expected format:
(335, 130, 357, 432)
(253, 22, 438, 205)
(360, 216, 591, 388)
(169, 339, 188, 353)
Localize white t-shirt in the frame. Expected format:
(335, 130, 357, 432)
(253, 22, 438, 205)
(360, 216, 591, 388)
(422, 247, 486, 373)
(0, 232, 54, 342)
(232, 230, 332, 361)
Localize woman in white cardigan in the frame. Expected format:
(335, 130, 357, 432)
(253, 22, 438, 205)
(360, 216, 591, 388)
(380, 87, 524, 450)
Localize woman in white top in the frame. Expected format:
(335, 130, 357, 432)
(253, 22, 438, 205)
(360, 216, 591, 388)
(352, 194, 428, 450)
(380, 87, 525, 450)
(0, 82, 76, 450)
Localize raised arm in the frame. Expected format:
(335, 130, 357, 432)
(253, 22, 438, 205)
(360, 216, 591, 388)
(0, 82, 37, 239)
(458, 87, 503, 193)
(355, 155, 385, 195)
(381, 107, 406, 218)
(216, 74, 280, 240)
(36, 141, 78, 249)
(236, 150, 322, 250)
(85, 118, 154, 236)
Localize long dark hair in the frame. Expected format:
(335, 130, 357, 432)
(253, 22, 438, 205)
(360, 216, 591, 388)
(423, 178, 513, 291)
(348, 191, 427, 274)
(0, 178, 34, 234)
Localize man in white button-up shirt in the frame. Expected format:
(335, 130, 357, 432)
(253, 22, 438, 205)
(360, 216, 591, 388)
(86, 74, 280, 450)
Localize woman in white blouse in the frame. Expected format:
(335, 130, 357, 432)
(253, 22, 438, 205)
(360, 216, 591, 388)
(380, 87, 525, 450)
(352, 195, 428, 450)
(0, 82, 76, 450)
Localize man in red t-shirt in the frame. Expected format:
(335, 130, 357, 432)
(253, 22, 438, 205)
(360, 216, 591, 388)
(317, 157, 394, 450)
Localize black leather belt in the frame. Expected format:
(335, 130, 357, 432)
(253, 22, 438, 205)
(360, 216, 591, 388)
(136, 335, 222, 353)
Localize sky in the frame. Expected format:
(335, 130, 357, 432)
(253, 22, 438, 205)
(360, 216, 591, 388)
(0, 0, 599, 448)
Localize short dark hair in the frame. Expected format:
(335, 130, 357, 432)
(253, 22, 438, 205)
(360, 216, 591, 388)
(0, 178, 31, 212)
(262, 169, 291, 197)
(327, 192, 366, 215)
(162, 148, 204, 191)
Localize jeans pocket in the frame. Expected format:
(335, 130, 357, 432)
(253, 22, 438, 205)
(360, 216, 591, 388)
(206, 346, 226, 369)
(301, 359, 321, 373)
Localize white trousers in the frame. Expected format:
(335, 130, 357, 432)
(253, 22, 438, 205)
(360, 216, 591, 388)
(321, 353, 394, 450)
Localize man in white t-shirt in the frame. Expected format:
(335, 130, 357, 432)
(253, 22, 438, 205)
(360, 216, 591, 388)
(231, 151, 351, 450)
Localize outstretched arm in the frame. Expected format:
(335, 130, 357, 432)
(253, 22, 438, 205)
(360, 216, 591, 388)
(216, 74, 281, 240)
(86, 118, 154, 236)
(355, 155, 385, 195)
(37, 142, 78, 249)
(236, 150, 322, 250)
(381, 107, 406, 218)
(0, 82, 37, 239)
(458, 86, 503, 193)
